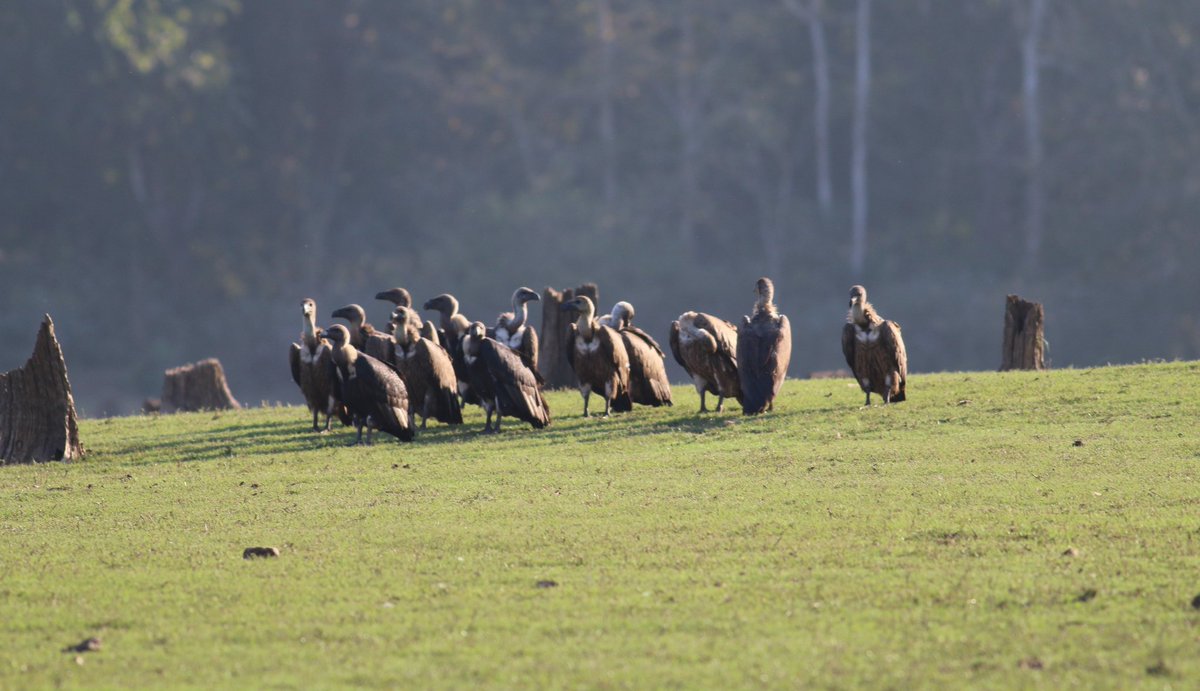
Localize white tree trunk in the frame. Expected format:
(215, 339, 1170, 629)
(784, 0, 833, 223)
(595, 0, 617, 208)
(1021, 0, 1047, 272)
(850, 0, 872, 277)
(676, 9, 700, 257)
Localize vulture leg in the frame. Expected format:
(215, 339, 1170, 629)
(352, 418, 365, 446)
(716, 395, 725, 413)
(698, 390, 708, 413)
(482, 407, 495, 434)
(582, 391, 591, 418)
(494, 406, 503, 433)
(864, 391, 871, 407)
(602, 396, 611, 418)
(365, 425, 374, 446)
(311, 409, 320, 433)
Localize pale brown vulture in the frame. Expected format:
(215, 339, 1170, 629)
(669, 311, 741, 413)
(563, 296, 632, 417)
(375, 287, 413, 335)
(604, 301, 672, 407)
(493, 287, 541, 374)
(288, 298, 351, 432)
(423, 293, 477, 404)
(332, 303, 394, 363)
(841, 284, 907, 405)
(737, 278, 792, 415)
(325, 324, 415, 444)
(391, 306, 463, 427)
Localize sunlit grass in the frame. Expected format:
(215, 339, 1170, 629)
(2, 362, 1199, 688)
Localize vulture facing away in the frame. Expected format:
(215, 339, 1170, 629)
(493, 287, 541, 374)
(737, 278, 792, 415)
(605, 301, 672, 407)
(564, 296, 632, 417)
(391, 306, 463, 427)
(670, 311, 742, 413)
(288, 298, 351, 432)
(332, 303, 394, 364)
(841, 284, 907, 405)
(462, 321, 551, 433)
(325, 324, 415, 444)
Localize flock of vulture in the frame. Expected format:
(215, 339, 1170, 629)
(288, 279, 909, 444)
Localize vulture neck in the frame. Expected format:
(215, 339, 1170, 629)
(302, 312, 320, 345)
(509, 299, 528, 331)
(332, 342, 359, 368)
(851, 301, 879, 328)
(575, 311, 596, 340)
(754, 295, 778, 319)
(395, 322, 418, 347)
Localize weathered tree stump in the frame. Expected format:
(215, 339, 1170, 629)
(0, 315, 84, 464)
(1000, 294, 1046, 371)
(540, 283, 599, 389)
(161, 359, 241, 413)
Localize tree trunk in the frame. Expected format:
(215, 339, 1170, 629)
(161, 359, 242, 413)
(0, 315, 84, 464)
(595, 0, 618, 208)
(1000, 295, 1046, 371)
(1020, 0, 1047, 274)
(540, 284, 600, 390)
(850, 0, 872, 278)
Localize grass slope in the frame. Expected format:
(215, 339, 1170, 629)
(2, 363, 1199, 689)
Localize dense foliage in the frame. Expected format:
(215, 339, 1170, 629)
(1, 1, 1197, 414)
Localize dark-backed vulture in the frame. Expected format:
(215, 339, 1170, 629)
(325, 324, 415, 444)
(493, 287, 541, 374)
(391, 306, 463, 427)
(288, 298, 351, 432)
(423, 293, 477, 404)
(842, 284, 907, 405)
(462, 321, 551, 433)
(605, 301, 672, 407)
(332, 303, 394, 363)
(375, 287, 412, 335)
(669, 311, 741, 413)
(737, 278, 792, 415)
(563, 296, 632, 417)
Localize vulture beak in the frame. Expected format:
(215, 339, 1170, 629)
(522, 289, 541, 303)
(331, 306, 353, 320)
(422, 299, 436, 311)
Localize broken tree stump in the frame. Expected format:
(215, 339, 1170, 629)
(0, 315, 84, 464)
(1000, 294, 1046, 371)
(540, 283, 599, 389)
(161, 358, 241, 413)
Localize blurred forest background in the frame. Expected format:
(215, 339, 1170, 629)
(2, 0, 1199, 416)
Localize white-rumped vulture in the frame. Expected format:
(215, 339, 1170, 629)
(391, 306, 463, 427)
(423, 293, 478, 404)
(842, 285, 907, 405)
(375, 287, 413, 335)
(563, 296, 632, 417)
(670, 311, 742, 413)
(462, 321, 551, 433)
(325, 324, 415, 444)
(494, 287, 541, 374)
(332, 303, 394, 364)
(737, 278, 792, 415)
(288, 298, 351, 432)
(605, 301, 672, 407)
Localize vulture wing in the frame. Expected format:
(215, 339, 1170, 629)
(621, 329, 673, 406)
(737, 315, 792, 415)
(668, 321, 688, 372)
(841, 322, 857, 375)
(879, 320, 908, 402)
(601, 326, 633, 412)
(289, 343, 302, 387)
(481, 339, 550, 428)
(358, 355, 414, 441)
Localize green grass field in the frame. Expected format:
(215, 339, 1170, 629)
(2, 362, 1199, 688)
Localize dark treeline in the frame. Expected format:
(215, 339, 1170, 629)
(2, 1, 1198, 416)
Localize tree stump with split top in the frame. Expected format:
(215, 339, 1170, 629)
(1000, 294, 1046, 371)
(161, 359, 241, 413)
(0, 315, 84, 464)
(540, 283, 599, 389)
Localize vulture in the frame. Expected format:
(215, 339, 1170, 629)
(669, 311, 742, 413)
(325, 324, 415, 444)
(462, 321, 551, 433)
(375, 287, 413, 335)
(563, 296, 632, 417)
(288, 298, 351, 432)
(391, 306, 463, 427)
(332, 303, 394, 364)
(737, 277, 793, 415)
(842, 284, 907, 405)
(423, 293, 478, 404)
(493, 287, 541, 373)
(605, 301, 672, 407)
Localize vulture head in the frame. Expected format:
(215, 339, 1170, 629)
(391, 306, 421, 342)
(561, 295, 596, 319)
(325, 324, 351, 348)
(422, 293, 459, 316)
(512, 287, 541, 306)
(301, 298, 317, 319)
(755, 277, 775, 305)
(848, 285, 867, 309)
(375, 287, 412, 308)
(331, 304, 367, 328)
(603, 301, 635, 329)
(464, 320, 488, 357)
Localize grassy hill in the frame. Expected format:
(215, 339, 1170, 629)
(2, 362, 1199, 688)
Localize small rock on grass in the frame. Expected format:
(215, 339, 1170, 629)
(1146, 661, 1170, 677)
(63, 637, 101, 653)
(243, 546, 280, 559)
(1190, 594, 1200, 610)
(1076, 588, 1097, 603)
(1017, 657, 1043, 670)
(1073, 439, 1085, 447)
(535, 580, 558, 589)
(1062, 547, 1079, 557)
